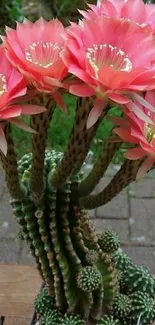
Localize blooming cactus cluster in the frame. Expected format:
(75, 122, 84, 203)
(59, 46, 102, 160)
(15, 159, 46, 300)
(1, 0, 155, 179)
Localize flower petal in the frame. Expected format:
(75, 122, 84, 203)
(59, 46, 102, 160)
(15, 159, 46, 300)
(52, 92, 66, 112)
(124, 147, 146, 160)
(70, 84, 95, 97)
(9, 118, 37, 133)
(87, 98, 105, 129)
(109, 93, 130, 104)
(136, 157, 154, 181)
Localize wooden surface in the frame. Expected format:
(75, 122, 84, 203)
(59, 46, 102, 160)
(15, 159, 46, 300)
(0, 264, 42, 318)
(3, 317, 31, 325)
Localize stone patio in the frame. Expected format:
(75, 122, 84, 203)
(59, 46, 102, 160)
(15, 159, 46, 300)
(0, 166, 155, 273)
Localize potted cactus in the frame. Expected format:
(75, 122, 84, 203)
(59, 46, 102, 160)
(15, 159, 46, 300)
(0, 0, 155, 324)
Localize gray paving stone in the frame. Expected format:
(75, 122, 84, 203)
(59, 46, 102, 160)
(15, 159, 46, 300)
(147, 168, 155, 178)
(0, 188, 19, 239)
(20, 243, 35, 265)
(93, 218, 129, 244)
(96, 177, 128, 218)
(123, 246, 155, 273)
(0, 240, 20, 263)
(130, 198, 155, 245)
(88, 209, 96, 219)
(129, 178, 155, 198)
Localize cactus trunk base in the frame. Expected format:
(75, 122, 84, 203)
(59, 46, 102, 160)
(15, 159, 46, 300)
(11, 151, 155, 325)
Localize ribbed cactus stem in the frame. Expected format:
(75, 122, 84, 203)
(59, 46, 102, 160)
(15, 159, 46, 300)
(80, 210, 100, 251)
(30, 95, 55, 201)
(11, 199, 44, 279)
(59, 183, 82, 270)
(80, 159, 143, 209)
(90, 283, 104, 320)
(48, 186, 79, 311)
(0, 123, 25, 199)
(49, 98, 107, 189)
(78, 141, 122, 197)
(22, 199, 54, 295)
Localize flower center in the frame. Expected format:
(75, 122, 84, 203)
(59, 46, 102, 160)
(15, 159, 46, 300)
(25, 41, 63, 68)
(145, 123, 155, 144)
(0, 73, 7, 96)
(86, 44, 132, 76)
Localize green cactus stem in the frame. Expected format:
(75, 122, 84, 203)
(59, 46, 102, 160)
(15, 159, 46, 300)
(98, 230, 120, 254)
(42, 309, 62, 325)
(96, 253, 119, 308)
(123, 265, 155, 296)
(49, 98, 107, 189)
(129, 291, 155, 325)
(112, 249, 133, 272)
(78, 140, 121, 197)
(80, 159, 143, 210)
(34, 287, 55, 315)
(79, 209, 100, 251)
(85, 250, 99, 266)
(113, 294, 132, 319)
(30, 95, 55, 201)
(97, 316, 120, 325)
(60, 314, 86, 325)
(0, 123, 25, 199)
(77, 266, 101, 292)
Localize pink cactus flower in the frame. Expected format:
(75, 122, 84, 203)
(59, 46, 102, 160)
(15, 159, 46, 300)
(63, 16, 155, 128)
(2, 18, 68, 111)
(80, 0, 155, 32)
(111, 91, 155, 180)
(0, 46, 46, 155)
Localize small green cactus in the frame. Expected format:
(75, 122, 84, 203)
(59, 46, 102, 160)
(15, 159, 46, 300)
(112, 249, 133, 271)
(77, 266, 101, 292)
(85, 249, 99, 265)
(97, 316, 120, 325)
(129, 291, 155, 325)
(60, 314, 86, 324)
(123, 265, 155, 296)
(98, 230, 120, 254)
(113, 294, 132, 318)
(34, 287, 55, 315)
(42, 309, 62, 325)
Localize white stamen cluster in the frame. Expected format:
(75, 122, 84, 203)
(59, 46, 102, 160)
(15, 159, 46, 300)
(25, 40, 62, 68)
(86, 43, 132, 77)
(0, 73, 7, 96)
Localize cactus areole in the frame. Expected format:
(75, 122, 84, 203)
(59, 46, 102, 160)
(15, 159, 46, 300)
(1, 1, 155, 324)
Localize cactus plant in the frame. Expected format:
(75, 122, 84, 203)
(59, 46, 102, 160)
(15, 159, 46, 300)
(129, 291, 155, 325)
(60, 314, 86, 324)
(98, 231, 120, 254)
(0, 2, 155, 325)
(34, 287, 55, 315)
(97, 316, 120, 325)
(123, 265, 155, 297)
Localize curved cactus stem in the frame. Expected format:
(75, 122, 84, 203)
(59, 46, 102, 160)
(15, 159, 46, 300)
(69, 205, 89, 263)
(96, 253, 119, 309)
(11, 199, 44, 280)
(80, 209, 100, 252)
(0, 123, 25, 199)
(49, 98, 107, 189)
(22, 199, 54, 295)
(78, 141, 122, 197)
(48, 185, 79, 311)
(30, 95, 55, 202)
(90, 283, 104, 321)
(58, 183, 82, 271)
(80, 159, 143, 209)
